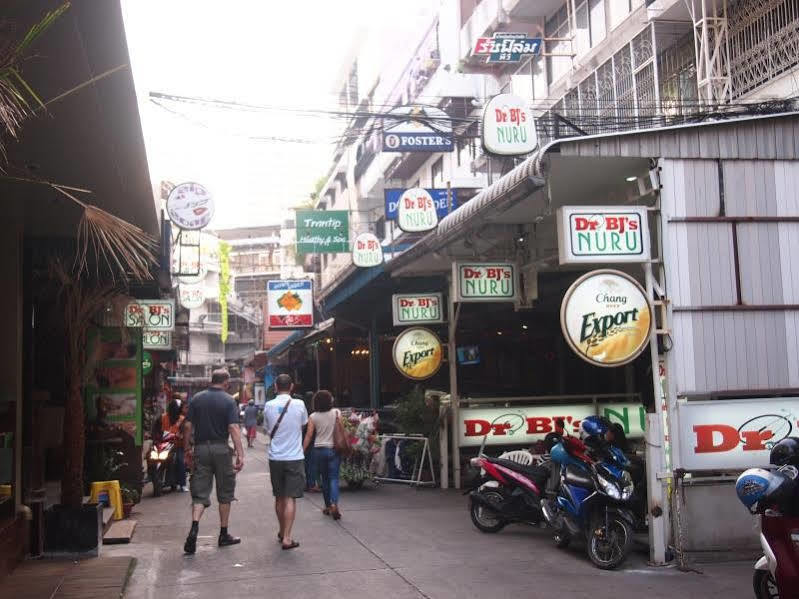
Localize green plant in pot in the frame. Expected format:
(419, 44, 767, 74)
(393, 385, 440, 477)
(120, 485, 139, 518)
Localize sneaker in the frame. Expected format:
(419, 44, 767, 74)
(184, 533, 197, 554)
(178, 486, 187, 493)
(218, 532, 241, 547)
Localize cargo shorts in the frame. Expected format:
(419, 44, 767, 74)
(190, 441, 236, 507)
(269, 459, 305, 498)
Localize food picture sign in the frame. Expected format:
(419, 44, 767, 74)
(167, 182, 214, 230)
(397, 188, 438, 233)
(267, 279, 314, 329)
(459, 403, 645, 447)
(392, 327, 443, 381)
(125, 300, 175, 331)
(560, 270, 653, 367)
(482, 94, 537, 155)
(677, 398, 799, 470)
(455, 263, 517, 302)
(352, 232, 383, 268)
(392, 293, 444, 326)
(557, 206, 650, 264)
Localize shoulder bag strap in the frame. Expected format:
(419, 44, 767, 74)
(270, 399, 292, 438)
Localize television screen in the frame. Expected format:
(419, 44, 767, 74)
(457, 345, 480, 365)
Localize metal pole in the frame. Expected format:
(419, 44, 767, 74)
(369, 312, 380, 409)
(315, 343, 321, 392)
(439, 402, 449, 489)
(448, 276, 461, 489)
(644, 261, 669, 565)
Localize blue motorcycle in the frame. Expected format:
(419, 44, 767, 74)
(542, 418, 636, 570)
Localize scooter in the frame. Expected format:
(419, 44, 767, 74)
(147, 431, 178, 497)
(542, 437, 636, 569)
(467, 453, 550, 533)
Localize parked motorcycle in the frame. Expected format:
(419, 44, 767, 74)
(735, 437, 799, 598)
(542, 417, 636, 570)
(147, 431, 178, 497)
(467, 453, 550, 533)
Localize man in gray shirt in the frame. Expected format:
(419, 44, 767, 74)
(183, 369, 245, 554)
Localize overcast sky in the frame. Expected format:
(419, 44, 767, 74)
(122, 0, 436, 230)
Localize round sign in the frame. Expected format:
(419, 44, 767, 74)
(384, 134, 400, 149)
(397, 188, 438, 233)
(560, 269, 653, 367)
(167, 182, 215, 230)
(352, 232, 383, 268)
(142, 351, 153, 376)
(179, 283, 205, 309)
(392, 327, 443, 380)
(482, 93, 537, 156)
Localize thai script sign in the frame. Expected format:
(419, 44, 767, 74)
(557, 206, 650, 264)
(267, 279, 314, 329)
(560, 270, 653, 367)
(295, 210, 349, 254)
(397, 188, 438, 232)
(392, 327, 443, 380)
(454, 263, 517, 302)
(352, 232, 383, 268)
(384, 188, 456, 221)
(125, 300, 175, 331)
(678, 398, 799, 470)
(392, 293, 444, 326)
(382, 105, 453, 153)
(472, 33, 542, 64)
(482, 94, 537, 155)
(143, 329, 172, 350)
(167, 182, 214, 230)
(459, 403, 645, 447)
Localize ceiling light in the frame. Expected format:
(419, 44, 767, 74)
(522, 325, 528, 330)
(517, 237, 525, 243)
(497, 331, 502, 336)
(625, 176, 637, 182)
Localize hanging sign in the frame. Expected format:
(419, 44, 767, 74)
(392, 327, 443, 380)
(459, 402, 645, 447)
(454, 262, 518, 302)
(125, 300, 175, 331)
(143, 329, 172, 350)
(382, 105, 453, 153)
(267, 279, 314, 329)
(473, 32, 542, 64)
(141, 351, 153, 376)
(167, 182, 214, 230)
(397, 188, 438, 232)
(560, 270, 653, 367)
(677, 398, 799, 471)
(178, 284, 205, 309)
(385, 188, 456, 221)
(352, 232, 383, 268)
(482, 94, 537, 155)
(295, 210, 349, 254)
(392, 293, 444, 326)
(557, 206, 651, 264)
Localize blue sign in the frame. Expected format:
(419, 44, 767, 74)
(382, 132, 453, 153)
(384, 189, 457, 221)
(267, 280, 312, 292)
(473, 33, 542, 64)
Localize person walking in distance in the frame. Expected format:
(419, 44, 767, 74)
(303, 390, 343, 520)
(182, 369, 245, 554)
(264, 374, 307, 550)
(243, 399, 259, 448)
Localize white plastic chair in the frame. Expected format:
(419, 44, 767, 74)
(497, 450, 534, 466)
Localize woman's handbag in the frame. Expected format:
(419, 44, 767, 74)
(333, 411, 353, 458)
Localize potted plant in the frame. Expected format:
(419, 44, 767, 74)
(120, 486, 140, 519)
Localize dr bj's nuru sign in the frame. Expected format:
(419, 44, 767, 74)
(454, 263, 518, 302)
(384, 188, 456, 221)
(557, 206, 650, 264)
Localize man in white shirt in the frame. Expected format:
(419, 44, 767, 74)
(263, 374, 308, 550)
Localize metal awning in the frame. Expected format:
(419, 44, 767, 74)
(265, 318, 336, 360)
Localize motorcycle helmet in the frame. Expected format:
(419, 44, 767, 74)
(580, 415, 608, 440)
(770, 437, 799, 467)
(736, 468, 793, 514)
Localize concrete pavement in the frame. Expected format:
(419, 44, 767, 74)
(108, 434, 755, 598)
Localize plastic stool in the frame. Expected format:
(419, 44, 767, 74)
(89, 480, 123, 520)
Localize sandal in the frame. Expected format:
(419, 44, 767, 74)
(277, 533, 283, 543)
(322, 508, 331, 516)
(330, 507, 341, 521)
(281, 541, 300, 550)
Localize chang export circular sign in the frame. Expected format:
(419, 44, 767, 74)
(392, 327, 443, 380)
(167, 182, 214, 230)
(560, 270, 653, 367)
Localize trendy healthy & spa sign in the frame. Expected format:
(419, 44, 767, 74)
(459, 402, 645, 447)
(482, 94, 537, 155)
(267, 279, 314, 329)
(392, 327, 443, 381)
(557, 206, 650, 264)
(392, 293, 444, 326)
(454, 263, 517, 302)
(560, 270, 653, 367)
(295, 211, 349, 254)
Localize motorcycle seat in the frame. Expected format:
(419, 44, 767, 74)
(563, 464, 594, 489)
(487, 457, 550, 485)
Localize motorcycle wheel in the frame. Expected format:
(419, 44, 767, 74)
(470, 490, 506, 533)
(587, 514, 632, 570)
(753, 570, 780, 599)
(149, 465, 162, 497)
